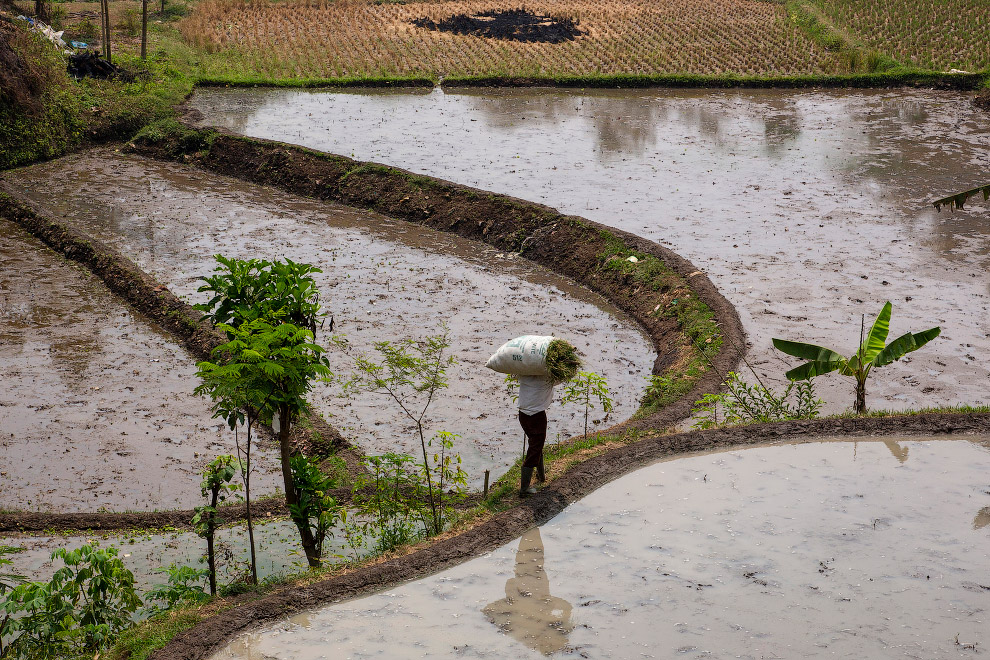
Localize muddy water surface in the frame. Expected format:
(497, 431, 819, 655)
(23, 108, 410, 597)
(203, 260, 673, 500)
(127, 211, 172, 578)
(187, 87, 990, 415)
(213, 436, 990, 660)
(0, 219, 283, 513)
(0, 517, 348, 593)
(2, 153, 654, 482)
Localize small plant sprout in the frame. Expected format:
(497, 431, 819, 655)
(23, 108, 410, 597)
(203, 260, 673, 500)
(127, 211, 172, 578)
(773, 301, 940, 414)
(563, 371, 613, 438)
(144, 564, 211, 617)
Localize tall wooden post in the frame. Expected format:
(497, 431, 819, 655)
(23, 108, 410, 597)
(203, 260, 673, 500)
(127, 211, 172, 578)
(101, 0, 112, 63)
(141, 0, 148, 59)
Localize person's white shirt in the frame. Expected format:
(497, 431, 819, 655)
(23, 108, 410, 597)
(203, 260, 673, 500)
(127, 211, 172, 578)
(518, 375, 553, 415)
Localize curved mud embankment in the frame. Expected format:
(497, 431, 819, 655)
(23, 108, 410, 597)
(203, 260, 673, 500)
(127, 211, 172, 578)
(152, 412, 990, 660)
(126, 122, 745, 425)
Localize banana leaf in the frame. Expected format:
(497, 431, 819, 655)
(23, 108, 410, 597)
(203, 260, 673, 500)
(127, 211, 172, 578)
(859, 301, 892, 365)
(874, 327, 941, 367)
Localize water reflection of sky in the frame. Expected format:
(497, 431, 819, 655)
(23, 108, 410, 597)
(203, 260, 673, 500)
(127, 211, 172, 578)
(213, 437, 990, 660)
(189, 87, 990, 414)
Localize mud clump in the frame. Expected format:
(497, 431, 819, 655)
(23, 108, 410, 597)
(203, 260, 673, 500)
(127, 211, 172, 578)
(975, 89, 990, 112)
(411, 9, 583, 44)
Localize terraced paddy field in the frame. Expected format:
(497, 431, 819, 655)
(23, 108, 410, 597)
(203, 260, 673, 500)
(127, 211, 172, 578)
(0, 218, 284, 513)
(187, 86, 990, 417)
(178, 0, 848, 80)
(212, 436, 990, 660)
(2, 151, 655, 482)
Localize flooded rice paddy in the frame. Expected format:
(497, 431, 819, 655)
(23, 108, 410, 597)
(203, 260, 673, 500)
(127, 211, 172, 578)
(1, 517, 346, 592)
(2, 152, 655, 482)
(0, 218, 282, 513)
(188, 87, 990, 416)
(213, 436, 990, 660)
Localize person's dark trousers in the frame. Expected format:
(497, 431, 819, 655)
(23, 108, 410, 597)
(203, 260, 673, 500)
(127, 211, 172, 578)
(519, 410, 547, 468)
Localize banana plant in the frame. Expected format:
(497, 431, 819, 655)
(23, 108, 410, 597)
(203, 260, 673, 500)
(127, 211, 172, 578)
(772, 302, 940, 414)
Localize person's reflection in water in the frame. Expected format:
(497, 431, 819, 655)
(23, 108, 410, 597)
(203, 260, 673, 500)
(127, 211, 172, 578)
(484, 527, 573, 655)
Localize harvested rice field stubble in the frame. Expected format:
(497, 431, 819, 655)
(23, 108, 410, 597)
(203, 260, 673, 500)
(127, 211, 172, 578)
(819, 0, 990, 72)
(179, 0, 847, 79)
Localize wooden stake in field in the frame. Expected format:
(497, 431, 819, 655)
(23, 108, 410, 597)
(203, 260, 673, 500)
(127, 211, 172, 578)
(100, 0, 112, 63)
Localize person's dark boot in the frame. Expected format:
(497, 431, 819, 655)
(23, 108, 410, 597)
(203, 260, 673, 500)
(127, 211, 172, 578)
(520, 466, 538, 497)
(536, 457, 546, 483)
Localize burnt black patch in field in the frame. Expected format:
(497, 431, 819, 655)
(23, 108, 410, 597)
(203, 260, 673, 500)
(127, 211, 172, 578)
(411, 9, 583, 44)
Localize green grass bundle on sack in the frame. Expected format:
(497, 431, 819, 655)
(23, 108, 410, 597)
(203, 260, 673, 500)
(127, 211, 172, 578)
(485, 335, 582, 385)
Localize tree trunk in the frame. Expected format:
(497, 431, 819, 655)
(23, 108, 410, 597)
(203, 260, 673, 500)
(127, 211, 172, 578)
(140, 0, 148, 59)
(207, 489, 219, 596)
(34, 0, 47, 22)
(278, 407, 320, 567)
(101, 0, 112, 63)
(855, 380, 866, 415)
(244, 422, 258, 585)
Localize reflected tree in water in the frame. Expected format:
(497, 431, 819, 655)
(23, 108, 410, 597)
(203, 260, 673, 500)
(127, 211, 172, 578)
(484, 527, 573, 655)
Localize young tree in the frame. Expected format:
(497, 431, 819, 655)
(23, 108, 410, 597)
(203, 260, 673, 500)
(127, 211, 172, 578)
(773, 301, 940, 414)
(196, 255, 333, 568)
(191, 456, 240, 595)
(197, 319, 332, 567)
(346, 330, 456, 535)
(562, 371, 614, 438)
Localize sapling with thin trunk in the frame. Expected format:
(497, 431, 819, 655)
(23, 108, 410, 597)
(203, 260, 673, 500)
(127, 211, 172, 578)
(562, 371, 613, 437)
(190, 456, 239, 595)
(344, 328, 458, 535)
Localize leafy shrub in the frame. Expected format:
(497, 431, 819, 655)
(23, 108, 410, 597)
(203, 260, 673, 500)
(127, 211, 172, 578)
(289, 455, 345, 559)
(143, 565, 211, 617)
(0, 545, 140, 658)
(692, 371, 822, 429)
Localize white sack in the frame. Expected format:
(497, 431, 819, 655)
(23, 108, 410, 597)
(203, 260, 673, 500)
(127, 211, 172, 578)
(485, 335, 555, 376)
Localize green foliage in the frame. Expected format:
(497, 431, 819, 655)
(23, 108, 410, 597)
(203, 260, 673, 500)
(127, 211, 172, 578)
(352, 453, 426, 554)
(143, 565, 210, 618)
(345, 329, 457, 535)
(116, 8, 142, 37)
(190, 455, 240, 596)
(504, 374, 519, 403)
(0, 545, 140, 658)
(544, 339, 582, 385)
(0, 547, 25, 597)
(195, 319, 331, 431)
(773, 301, 940, 414)
(0, 26, 84, 170)
(195, 255, 325, 336)
(562, 371, 614, 437)
(288, 455, 345, 558)
(691, 371, 822, 429)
